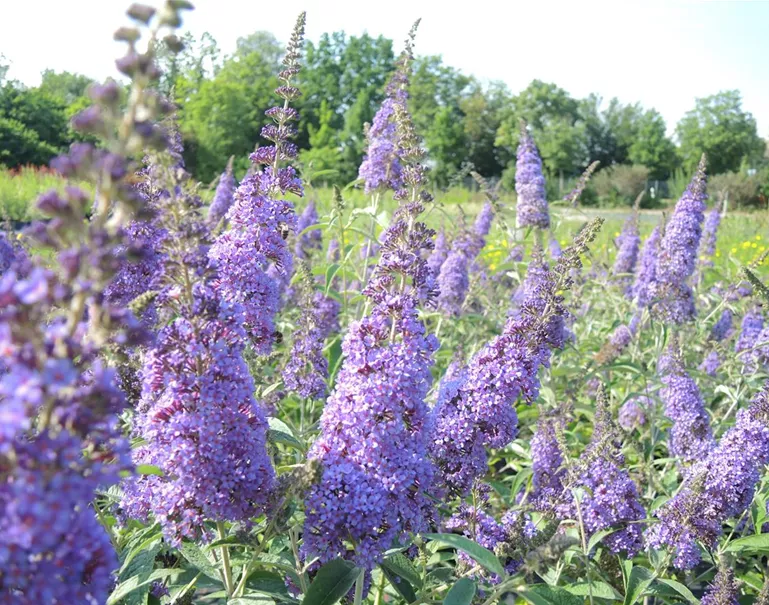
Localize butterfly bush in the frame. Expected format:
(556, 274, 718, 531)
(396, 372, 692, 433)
(646, 382, 769, 569)
(207, 157, 236, 226)
(303, 36, 439, 572)
(711, 308, 734, 341)
(0, 4, 189, 600)
(701, 566, 740, 605)
(553, 392, 645, 557)
(735, 307, 764, 374)
(437, 202, 495, 316)
(429, 222, 601, 496)
(631, 224, 661, 307)
(294, 200, 322, 259)
(515, 126, 549, 229)
(700, 204, 722, 259)
(428, 227, 449, 278)
(357, 28, 412, 195)
(119, 139, 275, 543)
(612, 213, 640, 294)
(208, 16, 305, 354)
(659, 356, 714, 465)
(529, 415, 567, 510)
(618, 397, 650, 432)
(650, 157, 707, 324)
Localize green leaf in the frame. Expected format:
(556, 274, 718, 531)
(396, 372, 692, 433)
(565, 581, 622, 600)
(443, 578, 476, 605)
(324, 263, 340, 290)
(587, 528, 617, 553)
(267, 417, 304, 451)
(179, 540, 221, 582)
(724, 533, 769, 553)
(227, 597, 276, 605)
(135, 464, 164, 477)
(654, 578, 699, 603)
(521, 584, 584, 605)
(107, 569, 183, 604)
(380, 552, 422, 588)
(381, 567, 417, 603)
(623, 565, 654, 605)
(423, 533, 505, 578)
(302, 558, 360, 605)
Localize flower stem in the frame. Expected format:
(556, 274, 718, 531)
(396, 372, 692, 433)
(217, 521, 234, 596)
(353, 570, 365, 605)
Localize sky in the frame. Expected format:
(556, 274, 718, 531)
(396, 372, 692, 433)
(2, 0, 768, 138)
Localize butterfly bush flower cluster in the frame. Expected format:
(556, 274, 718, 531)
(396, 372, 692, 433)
(553, 392, 645, 556)
(659, 354, 714, 465)
(0, 4, 189, 600)
(303, 35, 439, 573)
(631, 224, 661, 308)
(437, 202, 495, 316)
(646, 382, 769, 569)
(515, 125, 549, 229)
(650, 157, 707, 324)
(701, 566, 741, 605)
(429, 221, 602, 497)
(207, 157, 236, 226)
(699, 204, 723, 260)
(294, 200, 322, 259)
(612, 211, 641, 294)
(120, 133, 275, 543)
(445, 488, 536, 583)
(529, 415, 567, 511)
(357, 24, 414, 195)
(209, 15, 305, 354)
(735, 307, 764, 374)
(618, 396, 651, 432)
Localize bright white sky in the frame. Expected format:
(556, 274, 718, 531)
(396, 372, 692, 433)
(2, 0, 768, 138)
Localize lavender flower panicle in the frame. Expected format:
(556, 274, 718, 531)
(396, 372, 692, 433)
(530, 415, 567, 510)
(711, 308, 734, 342)
(701, 566, 740, 605)
(429, 223, 603, 496)
(357, 22, 416, 194)
(618, 396, 651, 432)
(659, 356, 714, 464)
(437, 250, 470, 316)
(631, 224, 662, 307)
(646, 382, 769, 569)
(303, 32, 438, 573)
(515, 125, 549, 229)
(650, 157, 708, 323)
(554, 390, 646, 556)
(612, 212, 641, 295)
(207, 156, 236, 226)
(295, 200, 322, 260)
(0, 3, 192, 599)
(700, 204, 723, 259)
(209, 14, 305, 354)
(427, 227, 449, 278)
(699, 350, 722, 377)
(735, 307, 764, 374)
(121, 145, 274, 544)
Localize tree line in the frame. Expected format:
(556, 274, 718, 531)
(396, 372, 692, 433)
(1, 32, 766, 198)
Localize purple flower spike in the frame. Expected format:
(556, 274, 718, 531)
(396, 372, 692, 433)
(650, 157, 708, 323)
(515, 127, 549, 229)
(208, 158, 236, 226)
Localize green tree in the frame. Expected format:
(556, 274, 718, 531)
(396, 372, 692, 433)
(0, 84, 69, 167)
(676, 90, 765, 174)
(460, 82, 509, 178)
(628, 109, 678, 180)
(299, 32, 393, 182)
(299, 99, 341, 184)
(577, 94, 618, 168)
(178, 32, 280, 181)
(38, 70, 93, 105)
(602, 98, 643, 164)
(496, 81, 584, 186)
(156, 31, 221, 101)
(410, 56, 472, 186)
